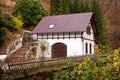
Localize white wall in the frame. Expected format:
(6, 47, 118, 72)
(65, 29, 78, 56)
(0, 55, 7, 61)
(82, 24, 94, 55)
(83, 39, 94, 55)
(39, 38, 83, 58)
(83, 24, 94, 40)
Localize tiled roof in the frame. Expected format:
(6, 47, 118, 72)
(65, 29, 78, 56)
(32, 12, 93, 34)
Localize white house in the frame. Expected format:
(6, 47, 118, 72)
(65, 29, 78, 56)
(32, 12, 97, 58)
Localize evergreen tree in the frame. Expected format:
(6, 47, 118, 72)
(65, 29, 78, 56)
(61, 0, 70, 14)
(50, 0, 61, 15)
(14, 0, 48, 27)
(70, 0, 80, 13)
(69, 0, 91, 13)
(0, 27, 7, 45)
(50, 0, 70, 15)
(0, 2, 7, 45)
(92, 0, 105, 45)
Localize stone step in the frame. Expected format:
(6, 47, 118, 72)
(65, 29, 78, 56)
(8, 42, 29, 63)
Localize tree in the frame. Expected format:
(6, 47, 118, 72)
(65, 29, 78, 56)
(69, 0, 80, 13)
(0, 27, 7, 45)
(61, 0, 70, 14)
(14, 0, 48, 27)
(50, 0, 61, 15)
(50, 0, 70, 15)
(0, 2, 7, 45)
(92, 0, 105, 45)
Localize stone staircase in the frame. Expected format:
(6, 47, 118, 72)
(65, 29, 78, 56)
(4, 30, 39, 63)
(8, 42, 29, 63)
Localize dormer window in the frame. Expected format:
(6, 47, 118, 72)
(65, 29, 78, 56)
(86, 26, 91, 35)
(49, 24, 55, 29)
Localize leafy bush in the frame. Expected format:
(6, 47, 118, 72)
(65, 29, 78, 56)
(54, 49, 120, 80)
(0, 10, 22, 44)
(14, 0, 48, 27)
(3, 12, 23, 30)
(3, 12, 15, 28)
(12, 16, 23, 29)
(0, 67, 4, 74)
(0, 27, 7, 44)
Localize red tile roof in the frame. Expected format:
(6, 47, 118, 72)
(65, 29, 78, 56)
(32, 12, 93, 34)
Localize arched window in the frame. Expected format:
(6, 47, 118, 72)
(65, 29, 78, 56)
(86, 43, 88, 54)
(90, 43, 92, 54)
(86, 26, 91, 35)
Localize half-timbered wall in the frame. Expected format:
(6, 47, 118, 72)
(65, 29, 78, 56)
(37, 32, 81, 39)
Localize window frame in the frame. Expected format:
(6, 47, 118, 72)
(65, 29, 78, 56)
(85, 43, 88, 54)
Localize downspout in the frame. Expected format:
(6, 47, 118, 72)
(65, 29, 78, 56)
(81, 32, 84, 55)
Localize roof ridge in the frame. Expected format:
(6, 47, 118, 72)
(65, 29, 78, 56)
(44, 12, 93, 18)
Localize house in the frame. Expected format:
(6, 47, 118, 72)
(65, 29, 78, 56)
(32, 12, 97, 58)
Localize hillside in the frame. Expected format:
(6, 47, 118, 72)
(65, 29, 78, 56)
(99, 0, 120, 41)
(0, 0, 50, 54)
(0, 0, 120, 49)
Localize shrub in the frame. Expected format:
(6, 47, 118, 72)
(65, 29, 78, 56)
(0, 27, 7, 45)
(0, 67, 4, 74)
(54, 49, 120, 80)
(14, 0, 48, 27)
(12, 16, 23, 29)
(3, 12, 15, 28)
(2, 12, 23, 30)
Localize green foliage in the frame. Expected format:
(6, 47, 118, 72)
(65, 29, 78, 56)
(50, 0, 91, 15)
(3, 12, 15, 28)
(50, 0, 70, 15)
(0, 27, 7, 45)
(69, 0, 91, 13)
(0, 12, 23, 30)
(12, 16, 23, 29)
(0, 67, 4, 74)
(54, 49, 120, 80)
(14, 0, 48, 27)
(97, 45, 113, 54)
(0, 3, 22, 45)
(0, 67, 6, 80)
(0, 4, 7, 45)
(92, 0, 105, 45)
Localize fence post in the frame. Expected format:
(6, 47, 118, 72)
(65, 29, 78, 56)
(7, 63, 11, 72)
(23, 69, 28, 78)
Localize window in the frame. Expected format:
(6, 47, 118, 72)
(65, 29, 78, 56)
(49, 24, 55, 29)
(86, 26, 91, 35)
(86, 43, 88, 54)
(90, 43, 92, 54)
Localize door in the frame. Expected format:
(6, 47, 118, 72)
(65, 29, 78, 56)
(52, 42, 67, 58)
